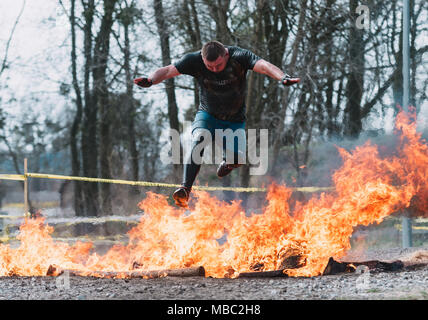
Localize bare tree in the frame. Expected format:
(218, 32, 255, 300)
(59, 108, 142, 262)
(0, 0, 26, 78)
(94, 0, 119, 215)
(79, 0, 98, 216)
(270, 0, 308, 176)
(117, 0, 140, 195)
(153, 0, 181, 182)
(69, 0, 84, 215)
(343, 0, 365, 138)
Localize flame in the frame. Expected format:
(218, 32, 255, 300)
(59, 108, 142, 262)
(0, 109, 426, 278)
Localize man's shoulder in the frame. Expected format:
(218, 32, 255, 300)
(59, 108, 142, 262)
(174, 50, 203, 74)
(227, 45, 255, 55)
(179, 50, 202, 64)
(227, 45, 260, 69)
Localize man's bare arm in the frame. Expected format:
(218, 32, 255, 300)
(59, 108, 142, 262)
(253, 59, 300, 86)
(253, 59, 285, 80)
(149, 64, 181, 84)
(134, 64, 181, 88)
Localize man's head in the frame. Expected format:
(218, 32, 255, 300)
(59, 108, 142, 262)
(201, 41, 229, 73)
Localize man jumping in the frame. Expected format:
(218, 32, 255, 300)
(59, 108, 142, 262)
(134, 41, 299, 208)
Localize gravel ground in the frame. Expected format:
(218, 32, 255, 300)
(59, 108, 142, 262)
(0, 247, 427, 301)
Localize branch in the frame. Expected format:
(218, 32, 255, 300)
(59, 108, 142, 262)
(0, 134, 22, 175)
(361, 45, 428, 118)
(0, 0, 26, 76)
(361, 70, 396, 118)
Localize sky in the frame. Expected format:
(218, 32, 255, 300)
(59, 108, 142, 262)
(0, 0, 71, 126)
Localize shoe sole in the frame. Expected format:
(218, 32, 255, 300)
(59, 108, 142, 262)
(217, 164, 242, 178)
(217, 171, 232, 178)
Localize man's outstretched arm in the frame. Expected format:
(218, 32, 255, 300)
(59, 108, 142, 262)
(253, 59, 300, 86)
(134, 64, 181, 87)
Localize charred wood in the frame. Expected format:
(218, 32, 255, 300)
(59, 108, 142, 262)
(322, 258, 405, 275)
(238, 269, 288, 278)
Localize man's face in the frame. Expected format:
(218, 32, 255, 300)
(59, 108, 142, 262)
(203, 51, 229, 73)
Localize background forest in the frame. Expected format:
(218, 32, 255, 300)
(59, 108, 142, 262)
(0, 0, 427, 217)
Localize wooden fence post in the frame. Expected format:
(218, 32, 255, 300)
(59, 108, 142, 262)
(24, 158, 28, 215)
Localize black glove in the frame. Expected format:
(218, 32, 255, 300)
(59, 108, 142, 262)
(281, 74, 300, 86)
(134, 77, 153, 88)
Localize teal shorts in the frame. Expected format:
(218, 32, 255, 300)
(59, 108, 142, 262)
(191, 110, 246, 163)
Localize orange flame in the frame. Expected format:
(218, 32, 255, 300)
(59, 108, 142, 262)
(0, 109, 426, 278)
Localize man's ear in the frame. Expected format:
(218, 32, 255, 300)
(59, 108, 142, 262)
(223, 48, 229, 61)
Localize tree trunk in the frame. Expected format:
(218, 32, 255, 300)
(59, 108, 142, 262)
(154, 0, 182, 182)
(80, 0, 98, 216)
(324, 0, 337, 139)
(343, 0, 365, 138)
(0, 137, 33, 211)
(203, 0, 233, 43)
(70, 0, 84, 216)
(270, 0, 307, 176)
(94, 0, 117, 215)
(123, 12, 139, 195)
(183, 0, 201, 113)
(189, 0, 202, 112)
(239, 0, 266, 208)
(262, 0, 290, 118)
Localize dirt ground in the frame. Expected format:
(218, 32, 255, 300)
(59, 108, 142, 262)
(0, 247, 427, 301)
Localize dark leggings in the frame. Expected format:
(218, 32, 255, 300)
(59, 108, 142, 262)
(182, 134, 204, 189)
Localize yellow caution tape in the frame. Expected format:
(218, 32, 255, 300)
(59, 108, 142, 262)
(414, 226, 428, 231)
(0, 234, 129, 243)
(193, 185, 266, 192)
(290, 186, 333, 193)
(2, 201, 59, 209)
(0, 174, 25, 181)
(0, 172, 334, 193)
(394, 224, 428, 231)
(50, 218, 139, 227)
(0, 215, 26, 220)
(26, 172, 183, 188)
(26, 172, 333, 192)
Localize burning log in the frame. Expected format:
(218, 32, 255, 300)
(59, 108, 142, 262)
(279, 253, 306, 269)
(278, 245, 307, 269)
(46, 265, 205, 278)
(247, 246, 307, 274)
(240, 246, 306, 277)
(322, 257, 405, 275)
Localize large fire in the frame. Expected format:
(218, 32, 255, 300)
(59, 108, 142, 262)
(0, 110, 426, 278)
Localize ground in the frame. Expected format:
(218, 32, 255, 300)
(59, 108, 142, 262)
(0, 247, 427, 300)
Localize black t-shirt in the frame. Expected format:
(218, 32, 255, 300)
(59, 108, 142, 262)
(174, 46, 261, 122)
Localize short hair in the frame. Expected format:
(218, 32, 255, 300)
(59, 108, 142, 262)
(202, 41, 227, 61)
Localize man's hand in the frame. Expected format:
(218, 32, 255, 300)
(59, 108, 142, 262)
(281, 74, 300, 86)
(134, 77, 153, 88)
